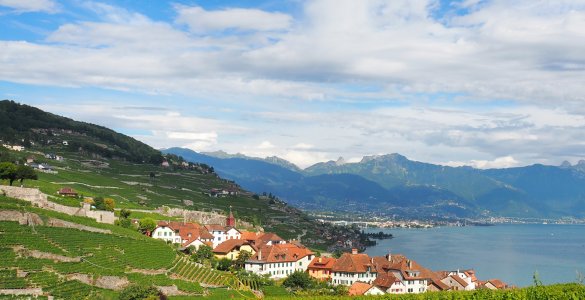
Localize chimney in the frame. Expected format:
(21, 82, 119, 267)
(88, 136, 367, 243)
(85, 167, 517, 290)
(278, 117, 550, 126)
(258, 249, 262, 261)
(407, 260, 412, 269)
(387, 250, 392, 261)
(318, 257, 322, 263)
(351, 248, 358, 255)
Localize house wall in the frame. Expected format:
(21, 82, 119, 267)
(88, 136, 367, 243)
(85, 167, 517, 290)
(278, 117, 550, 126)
(308, 268, 332, 281)
(403, 279, 428, 293)
(386, 282, 406, 294)
(152, 227, 181, 244)
(365, 286, 385, 296)
(245, 254, 313, 279)
(332, 271, 377, 286)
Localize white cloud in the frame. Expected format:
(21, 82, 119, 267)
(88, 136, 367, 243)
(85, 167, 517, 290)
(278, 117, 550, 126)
(3, 1, 585, 168)
(175, 5, 292, 33)
(0, 0, 57, 13)
(257, 141, 275, 149)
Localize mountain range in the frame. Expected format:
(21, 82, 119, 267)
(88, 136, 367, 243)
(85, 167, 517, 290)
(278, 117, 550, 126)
(165, 147, 585, 219)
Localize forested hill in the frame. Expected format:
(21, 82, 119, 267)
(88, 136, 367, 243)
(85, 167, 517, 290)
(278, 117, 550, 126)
(0, 100, 162, 164)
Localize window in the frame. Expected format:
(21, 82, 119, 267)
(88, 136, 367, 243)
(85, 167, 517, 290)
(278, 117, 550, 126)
(408, 288, 413, 293)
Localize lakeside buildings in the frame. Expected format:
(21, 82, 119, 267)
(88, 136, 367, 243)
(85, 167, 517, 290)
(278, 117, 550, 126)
(150, 212, 509, 295)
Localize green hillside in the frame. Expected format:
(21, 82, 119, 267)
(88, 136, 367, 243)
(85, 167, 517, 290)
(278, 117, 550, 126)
(0, 101, 346, 250)
(0, 100, 162, 164)
(0, 195, 261, 299)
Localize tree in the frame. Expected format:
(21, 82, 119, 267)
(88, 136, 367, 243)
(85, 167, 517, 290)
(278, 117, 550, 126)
(119, 284, 165, 300)
(16, 165, 37, 185)
(117, 208, 132, 228)
(0, 162, 17, 186)
(138, 218, 157, 234)
(282, 271, 314, 289)
(234, 250, 252, 270)
(120, 208, 131, 219)
(215, 258, 232, 271)
(93, 196, 115, 211)
(103, 198, 115, 211)
(191, 245, 214, 263)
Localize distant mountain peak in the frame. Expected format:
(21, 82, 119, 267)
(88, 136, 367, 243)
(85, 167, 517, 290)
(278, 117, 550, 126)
(560, 160, 572, 168)
(578, 160, 585, 166)
(360, 153, 407, 163)
(335, 156, 346, 165)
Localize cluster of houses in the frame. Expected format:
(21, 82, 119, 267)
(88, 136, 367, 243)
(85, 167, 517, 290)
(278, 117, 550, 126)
(205, 187, 240, 198)
(150, 211, 510, 295)
(2, 144, 25, 152)
(24, 156, 57, 174)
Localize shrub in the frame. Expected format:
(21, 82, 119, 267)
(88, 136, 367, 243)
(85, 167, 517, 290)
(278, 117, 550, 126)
(119, 284, 165, 300)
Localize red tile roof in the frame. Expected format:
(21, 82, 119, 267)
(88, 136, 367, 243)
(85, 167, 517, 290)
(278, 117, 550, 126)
(308, 256, 337, 270)
(331, 253, 377, 273)
(349, 282, 374, 296)
(250, 243, 313, 263)
(155, 221, 213, 247)
(373, 272, 402, 289)
(213, 239, 255, 254)
(487, 279, 508, 289)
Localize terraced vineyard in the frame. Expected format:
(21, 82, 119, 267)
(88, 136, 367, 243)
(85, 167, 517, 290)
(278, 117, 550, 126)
(170, 257, 258, 291)
(0, 195, 246, 299)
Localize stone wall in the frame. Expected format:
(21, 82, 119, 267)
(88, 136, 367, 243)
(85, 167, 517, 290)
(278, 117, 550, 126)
(0, 186, 115, 224)
(159, 207, 254, 228)
(0, 288, 43, 296)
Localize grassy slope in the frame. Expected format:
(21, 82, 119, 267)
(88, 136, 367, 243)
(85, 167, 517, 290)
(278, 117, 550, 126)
(3, 145, 330, 249)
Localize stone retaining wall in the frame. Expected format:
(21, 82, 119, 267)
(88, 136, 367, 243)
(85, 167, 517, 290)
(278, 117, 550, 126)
(0, 186, 115, 224)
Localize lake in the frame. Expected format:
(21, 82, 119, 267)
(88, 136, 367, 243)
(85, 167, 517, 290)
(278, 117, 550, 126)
(364, 224, 585, 287)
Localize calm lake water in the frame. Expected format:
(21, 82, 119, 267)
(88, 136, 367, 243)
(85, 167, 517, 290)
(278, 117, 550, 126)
(364, 224, 585, 287)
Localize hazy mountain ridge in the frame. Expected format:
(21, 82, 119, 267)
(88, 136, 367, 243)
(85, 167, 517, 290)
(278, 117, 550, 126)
(166, 147, 585, 218)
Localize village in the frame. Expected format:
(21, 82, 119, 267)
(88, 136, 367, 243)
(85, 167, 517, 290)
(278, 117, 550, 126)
(149, 210, 511, 296)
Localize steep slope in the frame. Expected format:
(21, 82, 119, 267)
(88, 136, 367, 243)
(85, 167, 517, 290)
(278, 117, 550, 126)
(0, 100, 162, 164)
(0, 101, 348, 250)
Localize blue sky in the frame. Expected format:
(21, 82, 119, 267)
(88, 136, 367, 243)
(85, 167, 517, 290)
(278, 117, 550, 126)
(2, 0, 585, 168)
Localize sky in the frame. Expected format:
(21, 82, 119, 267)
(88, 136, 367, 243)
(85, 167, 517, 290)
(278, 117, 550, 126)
(1, 0, 585, 169)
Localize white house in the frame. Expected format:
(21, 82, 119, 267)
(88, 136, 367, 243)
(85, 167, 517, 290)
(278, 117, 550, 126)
(205, 224, 241, 248)
(331, 250, 378, 286)
(441, 270, 476, 291)
(245, 244, 314, 279)
(152, 223, 182, 244)
(372, 254, 430, 294)
(373, 273, 407, 294)
(152, 221, 214, 249)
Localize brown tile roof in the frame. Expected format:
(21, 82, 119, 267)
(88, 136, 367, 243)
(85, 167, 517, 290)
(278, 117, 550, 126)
(429, 279, 450, 291)
(213, 239, 255, 254)
(487, 279, 508, 289)
(250, 243, 313, 263)
(449, 275, 469, 288)
(349, 282, 374, 296)
(308, 257, 337, 270)
(331, 253, 376, 273)
(372, 272, 401, 289)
